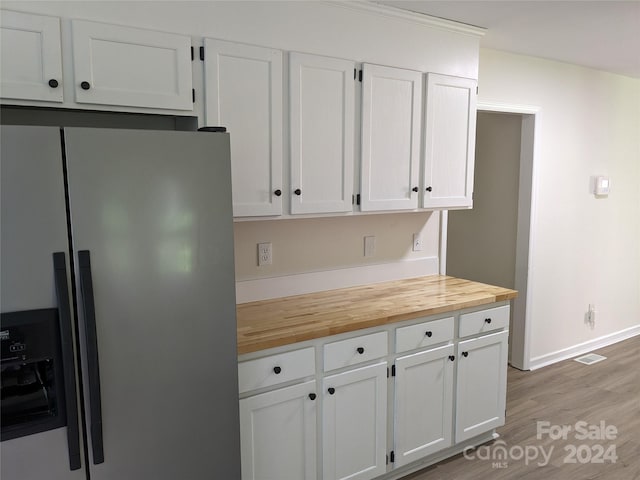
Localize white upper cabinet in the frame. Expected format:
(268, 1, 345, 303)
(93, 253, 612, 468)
(422, 74, 477, 209)
(71, 20, 193, 110)
(289, 52, 355, 214)
(204, 39, 283, 217)
(0, 10, 63, 102)
(360, 64, 422, 212)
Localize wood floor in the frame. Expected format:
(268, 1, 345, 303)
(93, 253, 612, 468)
(403, 336, 640, 480)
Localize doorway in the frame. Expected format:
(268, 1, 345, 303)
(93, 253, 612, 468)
(444, 105, 538, 370)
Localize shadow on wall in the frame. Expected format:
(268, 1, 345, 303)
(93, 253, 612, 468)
(233, 211, 438, 281)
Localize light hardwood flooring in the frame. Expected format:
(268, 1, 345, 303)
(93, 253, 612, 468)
(403, 336, 640, 480)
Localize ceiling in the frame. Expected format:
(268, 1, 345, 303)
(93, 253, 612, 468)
(375, 1, 640, 78)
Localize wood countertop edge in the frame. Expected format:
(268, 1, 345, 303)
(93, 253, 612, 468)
(236, 285, 517, 355)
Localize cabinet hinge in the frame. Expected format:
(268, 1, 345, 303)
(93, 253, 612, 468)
(354, 68, 357, 80)
(358, 69, 363, 82)
(386, 367, 389, 378)
(476, 85, 479, 95)
(356, 193, 361, 205)
(200, 46, 205, 61)
(190, 46, 194, 61)
(386, 454, 389, 465)
(390, 451, 395, 463)
(192, 89, 195, 103)
(391, 365, 396, 377)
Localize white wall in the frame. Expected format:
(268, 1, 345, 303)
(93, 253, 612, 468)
(478, 49, 640, 363)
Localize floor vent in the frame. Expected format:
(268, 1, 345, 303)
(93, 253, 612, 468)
(574, 353, 607, 365)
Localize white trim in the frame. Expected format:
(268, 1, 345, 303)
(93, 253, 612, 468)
(529, 325, 640, 370)
(324, 1, 486, 37)
(236, 257, 439, 303)
(476, 102, 541, 371)
(439, 210, 448, 274)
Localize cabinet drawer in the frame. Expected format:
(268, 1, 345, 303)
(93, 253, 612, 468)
(395, 317, 454, 353)
(238, 347, 315, 394)
(459, 305, 509, 338)
(324, 331, 388, 372)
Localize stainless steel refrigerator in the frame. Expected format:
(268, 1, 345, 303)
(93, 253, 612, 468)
(1, 126, 241, 479)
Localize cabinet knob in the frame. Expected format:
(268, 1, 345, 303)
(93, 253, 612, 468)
(485, 318, 492, 324)
(308, 393, 316, 401)
(273, 366, 282, 374)
(448, 355, 455, 361)
(462, 351, 469, 358)
(294, 188, 302, 196)
(80, 81, 91, 90)
(425, 186, 433, 192)
(48, 79, 59, 88)
(412, 186, 419, 193)
(356, 347, 365, 354)
(425, 331, 433, 337)
(328, 387, 335, 395)
(274, 189, 282, 197)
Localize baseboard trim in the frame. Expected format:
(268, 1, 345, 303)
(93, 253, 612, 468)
(529, 325, 640, 370)
(236, 257, 439, 303)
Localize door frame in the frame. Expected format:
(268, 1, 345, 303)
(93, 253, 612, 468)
(440, 102, 541, 370)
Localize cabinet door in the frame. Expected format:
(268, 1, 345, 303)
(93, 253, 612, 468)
(205, 39, 283, 217)
(394, 344, 454, 467)
(0, 10, 63, 102)
(455, 330, 508, 443)
(71, 20, 193, 110)
(240, 381, 317, 480)
(423, 74, 477, 209)
(361, 64, 422, 211)
(290, 52, 355, 214)
(323, 362, 387, 480)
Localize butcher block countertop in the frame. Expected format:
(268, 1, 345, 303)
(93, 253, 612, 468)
(236, 275, 517, 355)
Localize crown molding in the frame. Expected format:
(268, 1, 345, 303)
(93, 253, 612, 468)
(322, 1, 486, 38)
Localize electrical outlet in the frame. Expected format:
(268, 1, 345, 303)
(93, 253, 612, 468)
(412, 233, 423, 252)
(258, 242, 272, 266)
(364, 236, 376, 257)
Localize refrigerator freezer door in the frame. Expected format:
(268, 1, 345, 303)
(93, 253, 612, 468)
(63, 128, 240, 479)
(1, 126, 86, 480)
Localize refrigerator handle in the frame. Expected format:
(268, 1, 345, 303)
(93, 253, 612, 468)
(78, 250, 105, 465)
(53, 252, 82, 471)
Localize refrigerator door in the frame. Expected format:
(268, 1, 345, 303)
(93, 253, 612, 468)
(1, 126, 86, 480)
(63, 128, 240, 479)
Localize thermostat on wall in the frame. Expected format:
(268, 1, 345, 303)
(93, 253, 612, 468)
(595, 176, 610, 196)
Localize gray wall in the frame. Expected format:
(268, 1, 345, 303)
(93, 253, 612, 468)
(446, 111, 522, 289)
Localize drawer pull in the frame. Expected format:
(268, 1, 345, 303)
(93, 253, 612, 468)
(448, 355, 455, 361)
(328, 387, 335, 395)
(273, 366, 282, 374)
(274, 189, 282, 197)
(48, 79, 59, 88)
(308, 393, 316, 401)
(425, 331, 433, 337)
(356, 347, 365, 355)
(485, 318, 492, 324)
(462, 351, 469, 358)
(80, 81, 91, 90)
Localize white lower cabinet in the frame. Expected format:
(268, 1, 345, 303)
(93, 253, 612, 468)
(240, 380, 317, 480)
(323, 362, 388, 480)
(454, 330, 509, 443)
(238, 303, 511, 480)
(393, 343, 454, 467)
